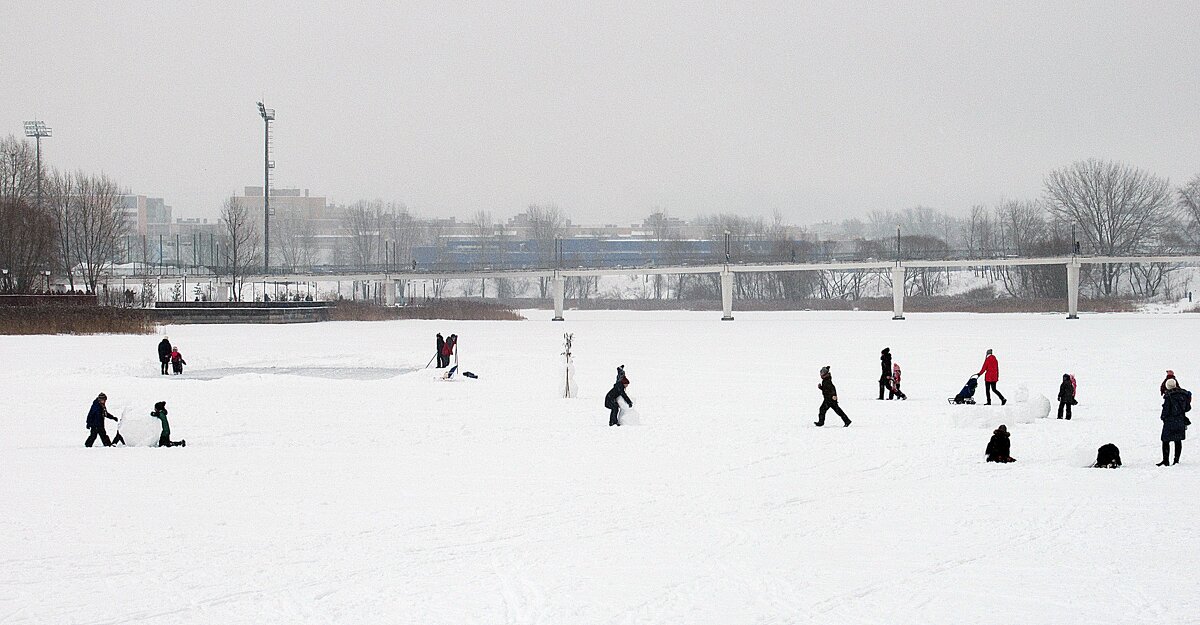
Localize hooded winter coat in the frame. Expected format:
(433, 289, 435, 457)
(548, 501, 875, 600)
(86, 399, 110, 430)
(158, 338, 172, 362)
(152, 406, 171, 438)
(985, 426, 1013, 462)
(605, 381, 632, 409)
(819, 373, 837, 402)
(880, 349, 892, 378)
(1058, 376, 1076, 403)
(1161, 388, 1191, 442)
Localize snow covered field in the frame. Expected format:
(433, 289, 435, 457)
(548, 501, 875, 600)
(2, 310, 1197, 625)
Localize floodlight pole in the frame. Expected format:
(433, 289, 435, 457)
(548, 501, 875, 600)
(257, 102, 275, 272)
(23, 121, 51, 212)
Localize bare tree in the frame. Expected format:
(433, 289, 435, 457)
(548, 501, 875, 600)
(71, 174, 128, 292)
(1044, 159, 1176, 295)
(273, 210, 318, 271)
(526, 203, 568, 296)
(46, 170, 78, 289)
(382, 203, 421, 268)
(220, 196, 261, 301)
(1177, 173, 1200, 249)
(343, 200, 384, 268)
(0, 135, 55, 292)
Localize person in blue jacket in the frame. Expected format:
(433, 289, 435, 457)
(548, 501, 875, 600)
(85, 393, 117, 447)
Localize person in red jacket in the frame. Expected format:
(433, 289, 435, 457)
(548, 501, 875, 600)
(977, 349, 1006, 406)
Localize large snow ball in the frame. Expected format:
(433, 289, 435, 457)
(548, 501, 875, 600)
(1003, 390, 1051, 424)
(113, 407, 161, 447)
(616, 405, 641, 426)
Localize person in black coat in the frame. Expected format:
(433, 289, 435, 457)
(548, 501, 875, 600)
(1158, 379, 1191, 466)
(157, 337, 172, 375)
(85, 393, 117, 447)
(879, 348, 893, 400)
(1057, 374, 1076, 420)
(815, 366, 850, 427)
(605, 376, 632, 426)
(435, 334, 446, 368)
(985, 424, 1015, 463)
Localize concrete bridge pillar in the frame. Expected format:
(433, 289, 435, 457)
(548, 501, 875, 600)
(213, 280, 230, 302)
(720, 270, 734, 321)
(891, 265, 905, 320)
(1066, 260, 1080, 319)
(384, 280, 397, 306)
(552, 275, 565, 321)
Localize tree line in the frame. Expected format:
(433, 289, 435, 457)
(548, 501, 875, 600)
(0, 135, 127, 293)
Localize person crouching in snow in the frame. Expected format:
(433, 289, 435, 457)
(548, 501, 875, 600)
(170, 347, 186, 375)
(151, 401, 185, 447)
(815, 366, 850, 427)
(605, 375, 632, 427)
(985, 424, 1015, 463)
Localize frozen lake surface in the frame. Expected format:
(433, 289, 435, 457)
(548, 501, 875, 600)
(1, 310, 1196, 624)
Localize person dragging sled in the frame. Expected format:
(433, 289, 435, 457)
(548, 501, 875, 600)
(879, 348, 893, 400)
(1158, 378, 1190, 466)
(151, 401, 185, 447)
(1057, 374, 1076, 420)
(977, 349, 1006, 405)
(605, 374, 632, 426)
(815, 366, 850, 427)
(985, 424, 1015, 463)
(157, 336, 172, 376)
(85, 393, 118, 447)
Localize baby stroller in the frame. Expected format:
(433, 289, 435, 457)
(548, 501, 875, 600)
(949, 375, 979, 404)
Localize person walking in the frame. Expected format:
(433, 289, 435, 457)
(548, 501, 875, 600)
(170, 347, 186, 375)
(890, 362, 907, 400)
(151, 401, 185, 447)
(1158, 379, 1191, 466)
(879, 348, 893, 400)
(605, 375, 632, 427)
(985, 424, 1016, 463)
(85, 393, 117, 447)
(815, 366, 851, 427)
(1057, 374, 1076, 420)
(977, 349, 1006, 405)
(157, 336, 172, 375)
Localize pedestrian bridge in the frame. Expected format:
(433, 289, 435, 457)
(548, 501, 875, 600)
(114, 254, 1200, 321)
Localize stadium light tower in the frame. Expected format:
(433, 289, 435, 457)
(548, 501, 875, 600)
(256, 102, 275, 271)
(23, 120, 52, 210)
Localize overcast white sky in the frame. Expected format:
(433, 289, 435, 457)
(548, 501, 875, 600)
(3, 1, 1199, 224)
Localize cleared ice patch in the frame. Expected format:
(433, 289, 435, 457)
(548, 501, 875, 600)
(164, 366, 420, 381)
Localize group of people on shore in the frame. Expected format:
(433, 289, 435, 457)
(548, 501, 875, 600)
(84, 392, 184, 448)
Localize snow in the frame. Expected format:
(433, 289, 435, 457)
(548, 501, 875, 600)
(1, 310, 1197, 624)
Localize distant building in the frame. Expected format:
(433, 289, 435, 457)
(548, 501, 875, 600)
(118, 195, 172, 236)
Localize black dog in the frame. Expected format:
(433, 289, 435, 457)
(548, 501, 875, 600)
(1093, 443, 1122, 468)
